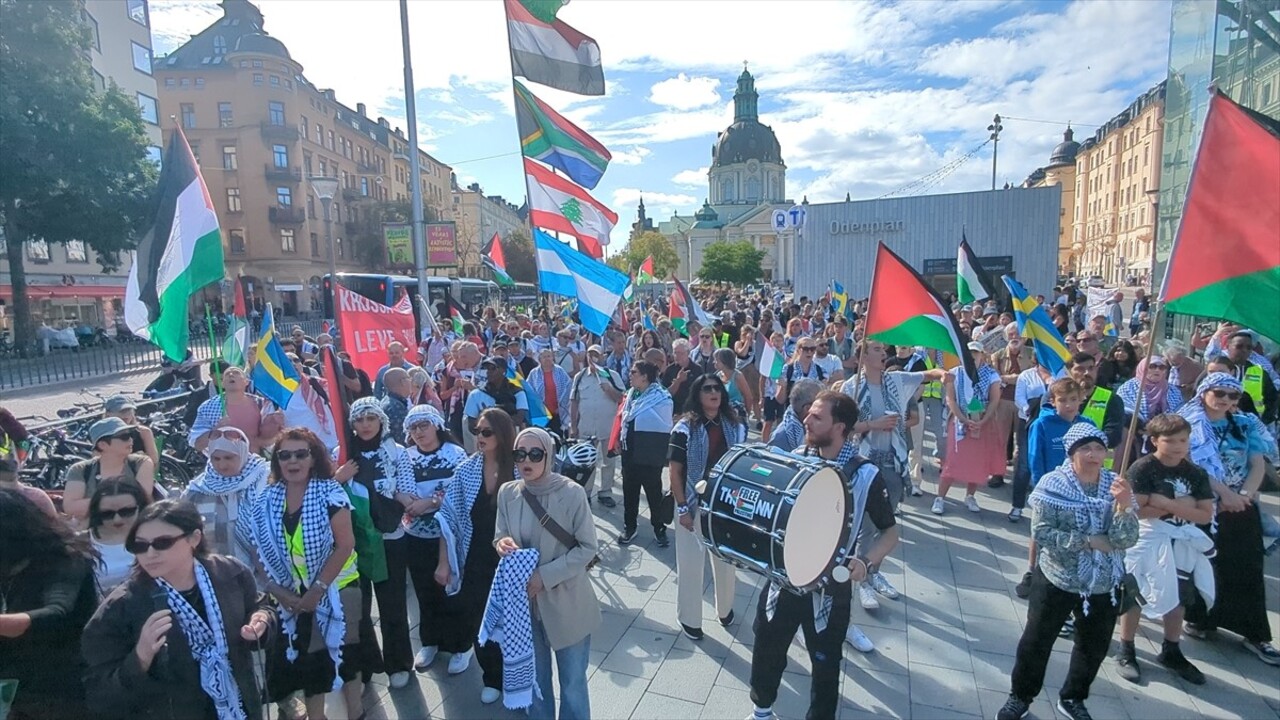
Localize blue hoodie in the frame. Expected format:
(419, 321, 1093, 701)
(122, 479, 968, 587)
(1027, 402, 1098, 485)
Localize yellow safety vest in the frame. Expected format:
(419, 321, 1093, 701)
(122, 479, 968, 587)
(1082, 386, 1114, 469)
(714, 332, 731, 349)
(1243, 364, 1267, 416)
(922, 355, 942, 399)
(286, 514, 359, 591)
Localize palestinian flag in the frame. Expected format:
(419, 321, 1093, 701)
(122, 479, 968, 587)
(1160, 89, 1280, 342)
(758, 340, 785, 380)
(515, 80, 610, 189)
(124, 128, 224, 362)
(956, 234, 996, 305)
(525, 157, 616, 255)
(483, 232, 516, 287)
(671, 274, 712, 325)
(636, 255, 655, 286)
(505, 0, 605, 96)
(669, 291, 687, 336)
(222, 276, 250, 366)
(867, 242, 977, 382)
(622, 274, 635, 302)
(444, 289, 469, 336)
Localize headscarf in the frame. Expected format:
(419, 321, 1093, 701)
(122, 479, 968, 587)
(348, 396, 390, 440)
(1179, 372, 1256, 486)
(206, 426, 251, 469)
(516, 426, 556, 483)
(1138, 357, 1171, 416)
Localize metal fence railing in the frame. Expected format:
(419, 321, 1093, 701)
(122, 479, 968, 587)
(0, 338, 219, 391)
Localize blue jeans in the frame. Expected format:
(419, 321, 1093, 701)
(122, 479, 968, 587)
(529, 621, 591, 720)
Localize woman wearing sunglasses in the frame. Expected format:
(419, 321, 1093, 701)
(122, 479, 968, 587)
(182, 426, 269, 568)
(436, 407, 519, 704)
(1178, 372, 1280, 665)
(62, 416, 157, 525)
(0, 487, 99, 720)
(494, 427, 600, 719)
(392, 404, 469, 672)
(250, 428, 367, 720)
(82, 499, 275, 720)
(88, 479, 151, 592)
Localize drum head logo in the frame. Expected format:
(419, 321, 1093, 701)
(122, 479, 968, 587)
(731, 486, 762, 520)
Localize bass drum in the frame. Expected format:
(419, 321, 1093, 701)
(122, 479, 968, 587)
(698, 443, 851, 594)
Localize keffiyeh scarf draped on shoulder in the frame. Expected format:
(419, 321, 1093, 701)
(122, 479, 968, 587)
(251, 479, 351, 688)
(1028, 462, 1125, 614)
(437, 453, 517, 596)
(1177, 372, 1276, 487)
(619, 383, 671, 449)
(189, 454, 270, 556)
(156, 560, 246, 720)
(953, 365, 999, 442)
(671, 415, 747, 500)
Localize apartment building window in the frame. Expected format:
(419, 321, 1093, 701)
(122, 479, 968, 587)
(213, 35, 226, 55)
(360, 177, 369, 196)
(181, 103, 196, 129)
(310, 233, 319, 257)
(319, 159, 327, 176)
(194, 77, 204, 89)
(226, 188, 241, 213)
(180, 78, 190, 89)
(26, 239, 50, 262)
(268, 101, 285, 126)
(164, 77, 175, 88)
(136, 93, 158, 124)
(303, 153, 312, 175)
(218, 102, 233, 127)
(228, 229, 246, 255)
(336, 237, 344, 259)
(315, 123, 322, 142)
(307, 195, 316, 219)
(252, 60, 263, 69)
(127, 0, 148, 25)
(253, 73, 264, 86)
(66, 240, 88, 263)
(301, 116, 309, 140)
(270, 75, 280, 87)
(84, 11, 100, 51)
(276, 187, 292, 207)
(222, 145, 237, 170)
(147, 146, 162, 166)
(131, 42, 151, 74)
(272, 144, 289, 168)
(280, 228, 296, 253)
(327, 130, 334, 151)
(189, 142, 200, 164)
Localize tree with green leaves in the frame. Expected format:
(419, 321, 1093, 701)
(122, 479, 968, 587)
(343, 200, 442, 271)
(606, 230, 680, 280)
(1, 0, 159, 351)
(698, 240, 765, 285)
(503, 228, 537, 283)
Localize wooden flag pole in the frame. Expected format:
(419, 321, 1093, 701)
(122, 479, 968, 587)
(1115, 304, 1164, 478)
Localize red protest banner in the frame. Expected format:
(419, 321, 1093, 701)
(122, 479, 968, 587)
(334, 283, 420, 378)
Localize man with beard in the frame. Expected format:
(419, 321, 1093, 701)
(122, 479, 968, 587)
(748, 391, 899, 720)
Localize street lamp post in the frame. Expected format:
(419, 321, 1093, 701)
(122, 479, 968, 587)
(309, 175, 340, 319)
(987, 114, 1003, 191)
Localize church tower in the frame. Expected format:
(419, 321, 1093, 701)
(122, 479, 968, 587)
(709, 64, 785, 207)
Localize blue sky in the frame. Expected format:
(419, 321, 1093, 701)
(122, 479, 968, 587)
(150, 0, 1172, 256)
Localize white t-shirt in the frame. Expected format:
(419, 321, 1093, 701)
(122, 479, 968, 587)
(814, 353, 842, 378)
(93, 537, 134, 592)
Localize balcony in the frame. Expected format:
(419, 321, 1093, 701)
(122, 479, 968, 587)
(259, 121, 299, 142)
(341, 187, 367, 202)
(269, 205, 305, 225)
(264, 163, 302, 183)
(356, 160, 379, 174)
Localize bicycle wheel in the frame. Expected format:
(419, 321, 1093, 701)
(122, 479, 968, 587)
(159, 454, 193, 490)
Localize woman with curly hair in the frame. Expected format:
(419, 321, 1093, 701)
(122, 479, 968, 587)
(1097, 339, 1139, 392)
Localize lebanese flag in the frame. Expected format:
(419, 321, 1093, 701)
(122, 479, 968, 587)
(867, 242, 978, 382)
(525, 157, 616, 254)
(1160, 89, 1280, 342)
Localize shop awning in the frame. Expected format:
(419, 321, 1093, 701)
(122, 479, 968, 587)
(0, 284, 126, 300)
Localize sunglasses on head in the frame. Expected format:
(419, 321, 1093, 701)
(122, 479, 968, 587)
(98, 506, 139, 522)
(475, 427, 496, 438)
(206, 428, 242, 441)
(274, 448, 312, 462)
(1210, 388, 1241, 400)
(127, 532, 191, 555)
(513, 448, 547, 463)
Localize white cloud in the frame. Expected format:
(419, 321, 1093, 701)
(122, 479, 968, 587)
(611, 147, 651, 165)
(649, 74, 720, 110)
(672, 167, 710, 188)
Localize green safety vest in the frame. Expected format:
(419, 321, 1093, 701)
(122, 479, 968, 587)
(1243, 364, 1267, 416)
(1082, 386, 1114, 469)
(922, 355, 942, 399)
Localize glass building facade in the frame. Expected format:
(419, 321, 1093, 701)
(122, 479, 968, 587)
(1156, 0, 1280, 339)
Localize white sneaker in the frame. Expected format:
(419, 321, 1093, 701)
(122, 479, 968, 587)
(931, 497, 946, 515)
(910, 483, 923, 497)
(414, 645, 438, 670)
(857, 581, 880, 610)
(447, 648, 473, 675)
(481, 687, 502, 704)
(965, 495, 981, 513)
(389, 671, 412, 689)
(845, 624, 875, 653)
(870, 571, 901, 600)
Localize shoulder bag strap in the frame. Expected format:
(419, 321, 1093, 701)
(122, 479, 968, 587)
(522, 489, 580, 551)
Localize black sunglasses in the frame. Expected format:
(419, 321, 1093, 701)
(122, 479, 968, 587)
(513, 448, 547, 463)
(98, 506, 139, 522)
(127, 532, 192, 555)
(476, 427, 496, 438)
(700, 384, 724, 394)
(275, 448, 312, 462)
(1210, 388, 1241, 400)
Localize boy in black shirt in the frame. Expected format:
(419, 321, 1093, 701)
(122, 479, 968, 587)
(1112, 413, 1215, 685)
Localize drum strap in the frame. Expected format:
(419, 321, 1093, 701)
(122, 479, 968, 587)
(521, 490, 600, 570)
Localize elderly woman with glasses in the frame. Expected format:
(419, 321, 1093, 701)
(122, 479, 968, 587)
(1179, 373, 1280, 666)
(82, 499, 276, 720)
(250, 428, 367, 720)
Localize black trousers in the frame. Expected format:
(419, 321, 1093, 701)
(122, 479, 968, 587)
(749, 583, 850, 720)
(378, 534, 459, 671)
(1010, 568, 1118, 703)
(357, 576, 386, 681)
(458, 556, 504, 688)
(1010, 417, 1032, 509)
(621, 460, 664, 532)
(1185, 504, 1270, 643)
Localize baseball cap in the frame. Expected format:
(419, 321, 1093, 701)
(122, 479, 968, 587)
(89, 417, 132, 444)
(480, 356, 502, 370)
(493, 334, 511, 346)
(587, 344, 604, 355)
(983, 306, 998, 317)
(103, 395, 136, 414)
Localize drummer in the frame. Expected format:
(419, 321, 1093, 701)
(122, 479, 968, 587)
(669, 374, 749, 640)
(749, 390, 899, 720)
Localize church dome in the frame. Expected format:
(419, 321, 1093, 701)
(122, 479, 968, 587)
(1048, 127, 1080, 168)
(711, 66, 783, 169)
(235, 32, 291, 60)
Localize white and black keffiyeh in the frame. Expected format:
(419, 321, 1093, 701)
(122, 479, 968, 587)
(188, 454, 270, 557)
(437, 453, 517, 596)
(671, 415, 747, 501)
(1028, 459, 1126, 614)
(478, 548, 541, 710)
(156, 560, 246, 720)
(251, 479, 351, 686)
(769, 407, 806, 452)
